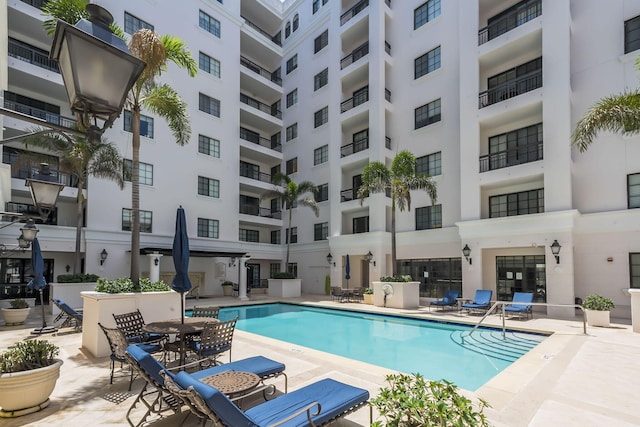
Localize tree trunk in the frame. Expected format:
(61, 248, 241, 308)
(285, 207, 292, 271)
(391, 198, 397, 276)
(130, 107, 141, 283)
(73, 177, 84, 275)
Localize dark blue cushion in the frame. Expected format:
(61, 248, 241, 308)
(126, 344, 172, 386)
(189, 341, 231, 357)
(190, 356, 285, 381)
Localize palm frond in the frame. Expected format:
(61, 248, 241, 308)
(143, 84, 191, 145)
(129, 29, 167, 81)
(42, 0, 88, 35)
(161, 34, 198, 77)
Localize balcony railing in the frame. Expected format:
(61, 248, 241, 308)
(341, 87, 369, 113)
(8, 38, 59, 73)
(340, 0, 369, 26)
(385, 41, 391, 55)
(240, 56, 282, 86)
(239, 127, 282, 152)
(4, 202, 57, 225)
(340, 188, 357, 202)
(240, 167, 272, 183)
(478, 69, 542, 108)
(340, 42, 369, 70)
(240, 93, 282, 119)
(341, 138, 369, 158)
(241, 16, 282, 47)
(478, 0, 541, 45)
(19, 0, 47, 8)
(479, 141, 543, 172)
(385, 136, 391, 149)
(385, 88, 391, 102)
(239, 203, 281, 219)
(4, 99, 76, 129)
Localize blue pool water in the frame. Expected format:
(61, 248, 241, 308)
(207, 303, 546, 391)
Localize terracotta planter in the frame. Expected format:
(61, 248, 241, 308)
(585, 309, 610, 327)
(0, 359, 63, 417)
(1, 308, 31, 326)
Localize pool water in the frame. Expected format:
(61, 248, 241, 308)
(208, 303, 547, 391)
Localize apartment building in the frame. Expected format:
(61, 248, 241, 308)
(1, 0, 639, 318)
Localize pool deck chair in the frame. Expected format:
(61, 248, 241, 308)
(429, 290, 459, 311)
(503, 292, 534, 319)
(462, 289, 493, 314)
(174, 370, 370, 427)
(52, 298, 83, 331)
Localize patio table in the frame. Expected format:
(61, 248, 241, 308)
(143, 317, 217, 366)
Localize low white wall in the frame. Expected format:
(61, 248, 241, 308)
(267, 279, 302, 298)
(372, 281, 420, 309)
(50, 282, 97, 316)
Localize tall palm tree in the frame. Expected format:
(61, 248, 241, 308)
(357, 150, 437, 276)
(262, 173, 319, 271)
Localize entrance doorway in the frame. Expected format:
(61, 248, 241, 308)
(496, 255, 546, 302)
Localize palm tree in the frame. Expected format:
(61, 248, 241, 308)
(357, 150, 437, 276)
(262, 173, 319, 271)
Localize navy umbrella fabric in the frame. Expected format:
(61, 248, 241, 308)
(172, 206, 192, 323)
(345, 254, 351, 288)
(27, 238, 49, 332)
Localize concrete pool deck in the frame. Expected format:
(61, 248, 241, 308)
(1, 294, 639, 426)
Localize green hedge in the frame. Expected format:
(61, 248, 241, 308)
(56, 273, 100, 283)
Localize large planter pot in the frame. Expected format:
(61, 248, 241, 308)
(1, 308, 31, 326)
(372, 282, 420, 309)
(0, 359, 63, 417)
(222, 286, 233, 296)
(585, 309, 610, 327)
(267, 278, 302, 298)
(363, 294, 374, 305)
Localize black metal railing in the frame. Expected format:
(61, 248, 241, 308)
(340, 42, 369, 69)
(239, 127, 282, 152)
(240, 56, 282, 86)
(3, 99, 76, 129)
(241, 16, 282, 46)
(240, 93, 282, 119)
(4, 202, 57, 225)
(8, 38, 59, 73)
(239, 167, 272, 183)
(340, 188, 357, 202)
(478, 69, 542, 108)
(478, 0, 541, 45)
(385, 136, 391, 149)
(341, 87, 369, 113)
(20, 0, 47, 9)
(341, 138, 369, 157)
(479, 141, 543, 172)
(239, 203, 281, 219)
(340, 0, 369, 26)
(385, 41, 391, 55)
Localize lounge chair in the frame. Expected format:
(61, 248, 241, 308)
(113, 309, 166, 345)
(191, 306, 220, 319)
(188, 317, 237, 365)
(461, 289, 493, 314)
(52, 298, 83, 331)
(503, 292, 534, 319)
(173, 369, 369, 427)
(429, 290, 459, 311)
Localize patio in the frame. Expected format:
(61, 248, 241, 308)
(1, 294, 639, 426)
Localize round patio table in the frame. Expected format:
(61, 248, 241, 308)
(201, 371, 260, 399)
(143, 317, 217, 366)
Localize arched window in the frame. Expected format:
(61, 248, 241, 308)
(285, 21, 291, 38)
(293, 14, 299, 32)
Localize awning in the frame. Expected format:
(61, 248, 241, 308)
(140, 247, 248, 258)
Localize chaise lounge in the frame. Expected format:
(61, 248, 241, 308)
(503, 292, 534, 319)
(461, 289, 493, 314)
(52, 298, 83, 331)
(429, 290, 459, 311)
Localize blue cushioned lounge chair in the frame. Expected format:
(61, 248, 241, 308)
(429, 290, 459, 311)
(503, 292, 534, 319)
(52, 298, 83, 331)
(461, 289, 493, 314)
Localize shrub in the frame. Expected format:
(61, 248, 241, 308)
(9, 298, 29, 309)
(221, 281, 234, 287)
(371, 373, 491, 427)
(138, 278, 170, 292)
(273, 272, 296, 279)
(325, 275, 331, 295)
(582, 294, 615, 311)
(94, 277, 170, 293)
(379, 275, 412, 282)
(364, 288, 374, 295)
(0, 340, 59, 374)
(56, 273, 100, 283)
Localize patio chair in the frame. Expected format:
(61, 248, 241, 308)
(188, 317, 238, 365)
(461, 289, 493, 314)
(191, 306, 220, 319)
(503, 292, 534, 319)
(52, 298, 83, 331)
(330, 286, 346, 302)
(429, 290, 459, 311)
(113, 309, 166, 345)
(173, 370, 370, 427)
(165, 305, 222, 361)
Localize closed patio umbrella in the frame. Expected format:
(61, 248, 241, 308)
(172, 206, 191, 323)
(345, 254, 351, 288)
(28, 238, 56, 334)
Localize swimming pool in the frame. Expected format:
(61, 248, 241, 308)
(212, 303, 547, 391)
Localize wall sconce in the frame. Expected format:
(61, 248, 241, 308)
(550, 240, 561, 264)
(154, 257, 159, 266)
(229, 257, 237, 267)
(99, 248, 108, 266)
(65, 265, 70, 272)
(607, 257, 614, 263)
(462, 244, 472, 265)
(365, 251, 376, 266)
(326, 253, 335, 267)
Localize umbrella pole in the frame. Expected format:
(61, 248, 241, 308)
(181, 293, 185, 324)
(31, 289, 57, 335)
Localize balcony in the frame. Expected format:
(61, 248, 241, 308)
(341, 138, 369, 158)
(340, 188, 357, 202)
(240, 56, 281, 86)
(4, 202, 57, 225)
(479, 141, 543, 172)
(19, 0, 47, 8)
(479, 69, 542, 108)
(341, 42, 369, 70)
(478, 0, 541, 45)
(239, 203, 281, 219)
(385, 88, 391, 102)
(385, 41, 391, 55)
(239, 165, 272, 184)
(239, 127, 282, 152)
(4, 99, 76, 129)
(240, 93, 282, 119)
(341, 86, 369, 113)
(8, 38, 59, 73)
(341, 0, 369, 26)
(241, 16, 282, 47)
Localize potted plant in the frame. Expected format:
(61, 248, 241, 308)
(0, 340, 62, 417)
(363, 288, 374, 305)
(583, 294, 615, 327)
(221, 281, 234, 297)
(1, 298, 31, 326)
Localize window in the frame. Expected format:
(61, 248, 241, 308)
(124, 12, 153, 34)
(353, 216, 369, 234)
(629, 173, 640, 208)
(285, 227, 298, 243)
(198, 176, 220, 198)
(240, 229, 259, 242)
(286, 157, 298, 174)
(293, 14, 299, 31)
(353, 129, 369, 153)
(314, 30, 328, 53)
(416, 152, 441, 176)
(199, 93, 220, 117)
(198, 135, 220, 157)
(415, 99, 441, 129)
(287, 263, 298, 277)
(314, 106, 328, 128)
(416, 205, 442, 230)
(271, 132, 282, 149)
(415, 46, 441, 79)
(122, 208, 152, 233)
(285, 21, 291, 38)
(626, 16, 640, 54)
(314, 68, 328, 91)
(197, 218, 219, 238)
(487, 123, 543, 170)
(314, 222, 329, 241)
(270, 230, 281, 244)
(270, 198, 281, 216)
(313, 0, 320, 14)
(286, 123, 298, 141)
(286, 54, 298, 74)
(630, 253, 640, 288)
(199, 52, 220, 77)
(123, 160, 153, 185)
(286, 89, 298, 108)
(414, 0, 441, 30)
(271, 164, 281, 178)
(317, 183, 329, 202)
(199, 10, 220, 37)
(270, 263, 280, 277)
(489, 189, 544, 218)
(124, 110, 154, 138)
(314, 145, 328, 165)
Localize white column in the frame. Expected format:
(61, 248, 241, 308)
(629, 289, 640, 333)
(238, 257, 250, 301)
(148, 253, 162, 282)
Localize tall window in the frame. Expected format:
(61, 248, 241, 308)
(124, 12, 153, 34)
(314, 222, 328, 241)
(353, 216, 369, 234)
(489, 189, 544, 218)
(314, 145, 329, 165)
(630, 253, 640, 288)
(197, 218, 219, 238)
(416, 205, 442, 230)
(628, 173, 640, 208)
(415, 98, 441, 129)
(271, 230, 281, 244)
(199, 52, 220, 77)
(286, 89, 298, 108)
(286, 157, 298, 175)
(198, 135, 220, 157)
(414, 0, 441, 30)
(124, 111, 154, 138)
(198, 176, 220, 198)
(285, 227, 298, 243)
(199, 10, 221, 37)
(122, 208, 152, 233)
(314, 106, 328, 128)
(199, 93, 220, 117)
(123, 160, 153, 185)
(487, 123, 543, 170)
(314, 30, 328, 53)
(415, 46, 441, 79)
(625, 15, 640, 53)
(314, 68, 329, 91)
(239, 229, 259, 242)
(286, 54, 298, 74)
(293, 14, 299, 31)
(416, 152, 441, 176)
(286, 123, 298, 141)
(285, 21, 292, 38)
(353, 129, 369, 153)
(317, 183, 329, 202)
(313, 0, 321, 13)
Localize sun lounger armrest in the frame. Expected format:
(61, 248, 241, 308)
(229, 384, 276, 404)
(267, 401, 321, 427)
